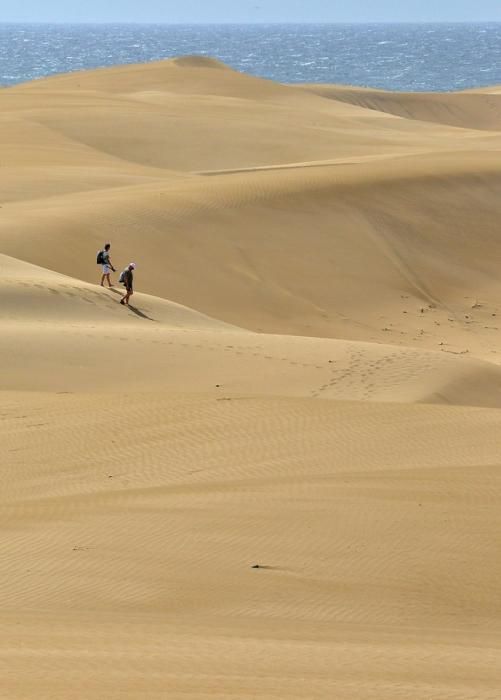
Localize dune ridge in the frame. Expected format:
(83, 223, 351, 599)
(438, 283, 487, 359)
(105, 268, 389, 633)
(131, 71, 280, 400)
(2, 58, 501, 699)
(300, 82, 501, 130)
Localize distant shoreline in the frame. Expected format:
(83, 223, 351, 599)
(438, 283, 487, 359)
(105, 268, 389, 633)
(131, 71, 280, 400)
(2, 23, 501, 93)
(2, 21, 501, 25)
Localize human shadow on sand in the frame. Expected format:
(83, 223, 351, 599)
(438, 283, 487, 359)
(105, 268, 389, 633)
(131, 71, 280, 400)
(127, 304, 157, 322)
(107, 287, 157, 322)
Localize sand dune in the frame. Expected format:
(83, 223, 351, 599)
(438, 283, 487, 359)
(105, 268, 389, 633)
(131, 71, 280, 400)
(3, 153, 501, 357)
(5, 254, 501, 408)
(301, 82, 501, 130)
(5, 57, 498, 174)
(2, 58, 501, 699)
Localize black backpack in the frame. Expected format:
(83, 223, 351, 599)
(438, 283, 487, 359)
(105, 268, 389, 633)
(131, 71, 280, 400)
(96, 249, 104, 265)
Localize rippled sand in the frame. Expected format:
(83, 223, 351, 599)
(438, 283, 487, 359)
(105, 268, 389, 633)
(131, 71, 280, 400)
(2, 57, 501, 699)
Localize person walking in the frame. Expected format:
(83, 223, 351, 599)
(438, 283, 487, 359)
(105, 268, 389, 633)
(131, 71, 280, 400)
(120, 263, 136, 305)
(98, 243, 116, 287)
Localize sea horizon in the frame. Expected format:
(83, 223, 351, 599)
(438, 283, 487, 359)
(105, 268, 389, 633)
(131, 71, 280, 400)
(2, 21, 501, 91)
(2, 20, 501, 25)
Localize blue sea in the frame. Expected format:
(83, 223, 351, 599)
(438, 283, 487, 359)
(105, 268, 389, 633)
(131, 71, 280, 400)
(1, 23, 501, 92)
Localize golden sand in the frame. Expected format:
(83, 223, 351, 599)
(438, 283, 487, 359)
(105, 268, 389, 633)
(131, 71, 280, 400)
(1, 58, 501, 698)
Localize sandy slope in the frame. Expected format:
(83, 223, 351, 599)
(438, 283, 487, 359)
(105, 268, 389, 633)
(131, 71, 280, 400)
(300, 82, 501, 130)
(2, 58, 501, 698)
(3, 254, 501, 406)
(4, 155, 501, 357)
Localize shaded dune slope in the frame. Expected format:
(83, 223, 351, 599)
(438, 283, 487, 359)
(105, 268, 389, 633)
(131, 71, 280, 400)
(301, 83, 501, 131)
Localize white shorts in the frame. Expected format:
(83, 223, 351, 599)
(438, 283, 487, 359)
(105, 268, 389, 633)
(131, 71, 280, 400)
(102, 264, 111, 274)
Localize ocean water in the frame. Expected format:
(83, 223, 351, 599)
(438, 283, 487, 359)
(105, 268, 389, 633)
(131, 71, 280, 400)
(1, 23, 501, 92)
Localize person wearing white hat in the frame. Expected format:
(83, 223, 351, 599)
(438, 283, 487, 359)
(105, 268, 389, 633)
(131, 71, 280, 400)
(120, 263, 136, 306)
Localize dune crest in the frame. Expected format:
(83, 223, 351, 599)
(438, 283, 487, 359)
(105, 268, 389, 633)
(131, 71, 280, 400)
(170, 55, 230, 69)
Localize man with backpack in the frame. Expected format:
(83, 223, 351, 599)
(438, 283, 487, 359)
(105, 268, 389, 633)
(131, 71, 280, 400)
(119, 263, 136, 306)
(97, 243, 116, 287)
